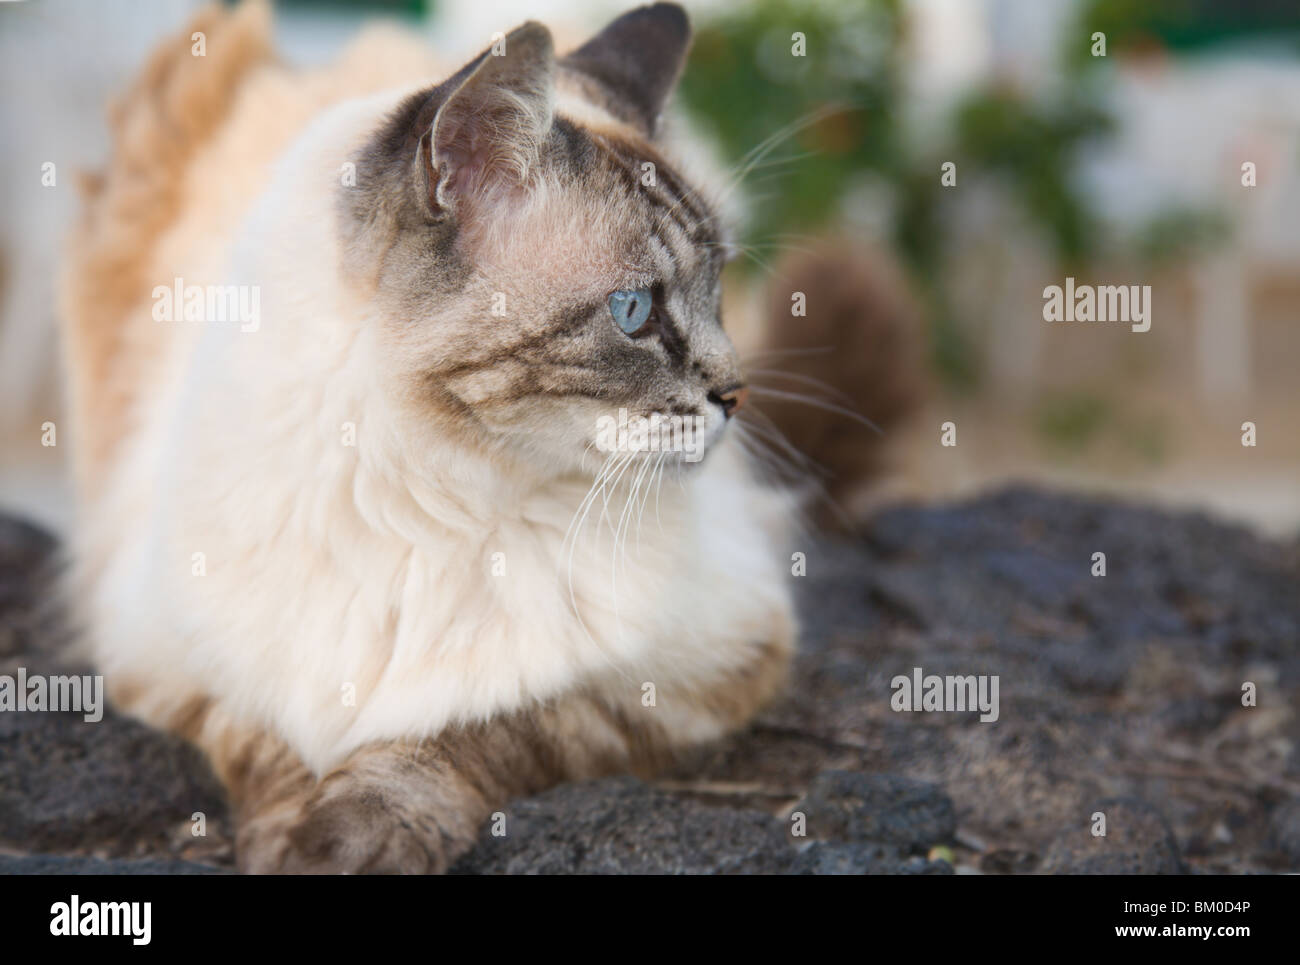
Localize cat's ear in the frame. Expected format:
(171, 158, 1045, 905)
(561, 3, 690, 137)
(418, 22, 555, 217)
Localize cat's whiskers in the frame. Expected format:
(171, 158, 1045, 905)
(582, 447, 643, 642)
(650, 108, 834, 246)
(596, 448, 639, 539)
(645, 109, 839, 256)
(733, 245, 777, 276)
(562, 450, 637, 676)
(578, 436, 601, 473)
(634, 449, 662, 547)
(611, 451, 656, 625)
(713, 104, 848, 212)
(637, 451, 667, 548)
(561, 449, 616, 561)
(741, 345, 836, 366)
(748, 385, 884, 435)
(702, 236, 821, 265)
(735, 405, 821, 475)
(560, 450, 615, 599)
(621, 449, 655, 564)
(745, 367, 860, 407)
(730, 419, 797, 481)
(729, 421, 824, 538)
(732, 410, 854, 532)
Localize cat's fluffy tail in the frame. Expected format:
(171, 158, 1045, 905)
(59, 0, 273, 489)
(743, 239, 927, 524)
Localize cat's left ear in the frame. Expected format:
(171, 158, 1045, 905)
(420, 21, 556, 217)
(561, 3, 691, 137)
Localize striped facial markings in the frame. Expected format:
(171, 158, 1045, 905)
(648, 281, 690, 372)
(423, 127, 727, 416)
(434, 299, 607, 393)
(590, 132, 720, 255)
(587, 132, 726, 378)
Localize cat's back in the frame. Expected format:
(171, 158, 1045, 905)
(58, 0, 442, 499)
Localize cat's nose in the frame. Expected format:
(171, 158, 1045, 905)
(708, 384, 748, 419)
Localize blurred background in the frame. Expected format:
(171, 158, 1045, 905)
(2, 0, 1298, 535)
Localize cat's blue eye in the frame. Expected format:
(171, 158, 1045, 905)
(609, 288, 654, 336)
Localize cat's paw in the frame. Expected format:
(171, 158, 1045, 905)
(237, 778, 456, 875)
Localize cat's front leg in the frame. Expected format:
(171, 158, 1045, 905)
(236, 740, 487, 874)
(229, 632, 791, 873)
(235, 693, 670, 874)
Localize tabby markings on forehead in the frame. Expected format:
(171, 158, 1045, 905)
(589, 132, 717, 246)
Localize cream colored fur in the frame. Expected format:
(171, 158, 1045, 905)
(69, 15, 794, 776)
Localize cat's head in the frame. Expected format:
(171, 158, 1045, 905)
(341, 4, 746, 476)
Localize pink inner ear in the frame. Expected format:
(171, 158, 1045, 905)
(436, 123, 479, 198)
(434, 102, 539, 219)
(416, 21, 557, 223)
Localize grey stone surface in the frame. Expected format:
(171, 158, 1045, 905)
(2, 486, 1296, 874)
(0, 853, 231, 875)
(1041, 798, 1186, 874)
(787, 841, 953, 875)
(451, 777, 795, 874)
(796, 771, 955, 847)
(0, 699, 231, 859)
(1268, 798, 1300, 864)
(0, 515, 233, 869)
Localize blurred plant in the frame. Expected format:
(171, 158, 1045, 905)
(1035, 391, 1113, 451)
(1034, 390, 1168, 464)
(904, 87, 1115, 386)
(948, 89, 1113, 262)
(1133, 205, 1231, 266)
(677, 0, 1239, 391)
(677, 0, 1117, 387)
(679, 0, 998, 380)
(677, 0, 906, 253)
(1070, 0, 1300, 67)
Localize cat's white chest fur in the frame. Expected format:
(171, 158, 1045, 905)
(92, 409, 789, 771)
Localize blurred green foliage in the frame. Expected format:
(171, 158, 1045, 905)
(950, 92, 1112, 262)
(677, 0, 906, 250)
(1132, 206, 1231, 266)
(1035, 392, 1113, 450)
(1071, 0, 1300, 66)
(1034, 391, 1168, 464)
(677, 0, 1124, 387)
(676, 0, 1241, 390)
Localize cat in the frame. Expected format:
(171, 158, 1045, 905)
(59, 1, 916, 873)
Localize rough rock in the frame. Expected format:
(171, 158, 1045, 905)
(451, 777, 794, 874)
(1041, 797, 1185, 874)
(0, 513, 233, 867)
(0, 700, 231, 861)
(1, 486, 1296, 874)
(1268, 798, 1300, 865)
(795, 770, 955, 847)
(787, 841, 953, 875)
(0, 854, 231, 875)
